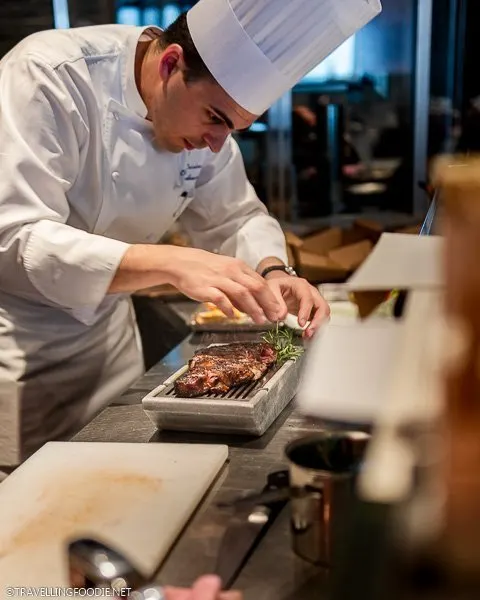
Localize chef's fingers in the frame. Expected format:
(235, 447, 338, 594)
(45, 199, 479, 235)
(204, 289, 237, 319)
(219, 591, 243, 600)
(165, 589, 243, 600)
(237, 263, 289, 320)
(233, 272, 287, 321)
(265, 282, 289, 319)
(290, 280, 317, 327)
(191, 575, 223, 599)
(265, 277, 313, 326)
(214, 279, 267, 324)
(163, 580, 237, 600)
(304, 289, 330, 339)
(163, 587, 191, 600)
(239, 263, 267, 283)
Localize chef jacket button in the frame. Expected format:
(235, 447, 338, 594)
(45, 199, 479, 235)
(180, 170, 186, 176)
(112, 171, 119, 180)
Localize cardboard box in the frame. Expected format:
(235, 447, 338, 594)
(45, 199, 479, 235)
(296, 250, 350, 282)
(352, 218, 386, 243)
(284, 226, 374, 283)
(284, 215, 424, 284)
(353, 217, 423, 240)
(328, 240, 373, 272)
(284, 231, 303, 268)
(395, 224, 421, 235)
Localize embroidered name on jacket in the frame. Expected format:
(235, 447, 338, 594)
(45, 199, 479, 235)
(182, 163, 202, 183)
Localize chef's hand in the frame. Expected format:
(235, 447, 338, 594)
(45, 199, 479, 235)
(264, 272, 330, 339)
(167, 248, 288, 325)
(163, 575, 242, 600)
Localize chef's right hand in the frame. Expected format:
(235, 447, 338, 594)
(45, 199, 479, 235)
(163, 575, 242, 600)
(166, 247, 287, 325)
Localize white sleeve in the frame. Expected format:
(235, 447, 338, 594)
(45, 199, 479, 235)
(178, 136, 289, 270)
(0, 53, 130, 313)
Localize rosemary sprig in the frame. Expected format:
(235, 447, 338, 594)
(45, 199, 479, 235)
(262, 322, 304, 364)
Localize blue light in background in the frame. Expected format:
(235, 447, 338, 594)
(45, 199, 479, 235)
(302, 36, 357, 83)
(162, 3, 181, 28)
(143, 6, 163, 25)
(117, 6, 142, 26)
(52, 0, 70, 28)
(249, 122, 268, 133)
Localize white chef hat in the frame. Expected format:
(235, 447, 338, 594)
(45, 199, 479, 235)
(186, 0, 382, 116)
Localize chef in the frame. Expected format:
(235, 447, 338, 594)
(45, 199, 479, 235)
(0, 0, 382, 470)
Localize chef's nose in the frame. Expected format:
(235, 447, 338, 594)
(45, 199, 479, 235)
(203, 131, 229, 153)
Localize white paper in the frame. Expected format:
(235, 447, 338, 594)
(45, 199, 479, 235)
(297, 318, 401, 423)
(347, 233, 444, 291)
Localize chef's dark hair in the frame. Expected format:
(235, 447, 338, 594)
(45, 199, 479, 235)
(158, 12, 214, 83)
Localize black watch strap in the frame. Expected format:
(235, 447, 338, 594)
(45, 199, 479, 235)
(261, 265, 297, 278)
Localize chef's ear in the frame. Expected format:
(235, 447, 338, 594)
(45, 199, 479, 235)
(159, 44, 184, 81)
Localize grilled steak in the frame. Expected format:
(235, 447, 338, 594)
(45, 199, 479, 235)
(174, 342, 277, 398)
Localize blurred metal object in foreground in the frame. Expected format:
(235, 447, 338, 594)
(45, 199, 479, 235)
(68, 537, 168, 598)
(68, 537, 147, 593)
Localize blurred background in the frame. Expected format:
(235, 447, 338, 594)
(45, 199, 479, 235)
(1, 0, 479, 237)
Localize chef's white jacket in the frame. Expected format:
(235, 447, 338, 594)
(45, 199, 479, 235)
(0, 24, 288, 465)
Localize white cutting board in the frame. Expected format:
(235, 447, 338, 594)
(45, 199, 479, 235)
(0, 442, 228, 588)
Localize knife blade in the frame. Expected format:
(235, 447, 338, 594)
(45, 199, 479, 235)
(214, 470, 289, 590)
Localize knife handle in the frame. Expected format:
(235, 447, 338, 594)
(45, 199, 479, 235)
(217, 470, 290, 509)
(267, 469, 290, 490)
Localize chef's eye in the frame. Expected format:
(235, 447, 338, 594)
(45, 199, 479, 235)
(208, 112, 224, 126)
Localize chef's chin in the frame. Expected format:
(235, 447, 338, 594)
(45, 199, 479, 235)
(152, 136, 183, 154)
(166, 144, 185, 154)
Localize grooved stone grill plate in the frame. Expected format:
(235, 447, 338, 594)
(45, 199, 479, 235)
(142, 345, 304, 436)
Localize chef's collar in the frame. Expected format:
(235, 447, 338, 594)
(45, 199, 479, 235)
(123, 25, 162, 119)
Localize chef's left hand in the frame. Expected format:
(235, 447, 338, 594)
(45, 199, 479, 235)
(162, 575, 242, 599)
(264, 272, 330, 339)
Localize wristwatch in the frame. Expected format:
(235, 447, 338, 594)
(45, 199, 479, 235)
(261, 265, 297, 278)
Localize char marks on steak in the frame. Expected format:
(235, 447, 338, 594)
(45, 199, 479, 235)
(174, 342, 277, 398)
